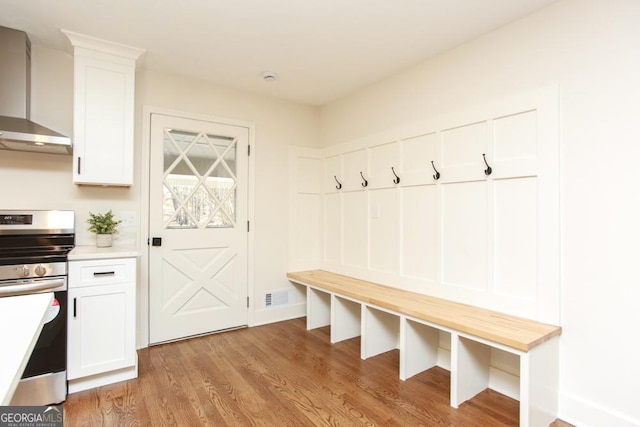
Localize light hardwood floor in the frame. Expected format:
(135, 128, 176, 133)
(64, 318, 573, 426)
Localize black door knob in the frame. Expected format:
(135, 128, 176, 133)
(152, 237, 162, 246)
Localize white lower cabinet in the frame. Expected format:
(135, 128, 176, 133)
(68, 257, 137, 393)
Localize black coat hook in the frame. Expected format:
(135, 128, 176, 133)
(360, 171, 368, 187)
(482, 153, 492, 176)
(334, 175, 342, 190)
(391, 167, 400, 184)
(431, 161, 440, 181)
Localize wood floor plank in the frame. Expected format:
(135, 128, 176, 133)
(63, 318, 573, 426)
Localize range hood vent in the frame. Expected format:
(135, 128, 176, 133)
(0, 26, 72, 155)
(0, 116, 72, 155)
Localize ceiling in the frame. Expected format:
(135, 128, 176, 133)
(0, 0, 557, 106)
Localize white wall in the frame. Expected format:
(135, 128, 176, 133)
(308, 89, 560, 324)
(0, 44, 140, 247)
(320, 0, 640, 425)
(136, 69, 321, 334)
(1, 43, 321, 347)
(6, 2, 639, 423)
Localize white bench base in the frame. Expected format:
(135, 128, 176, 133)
(290, 272, 560, 427)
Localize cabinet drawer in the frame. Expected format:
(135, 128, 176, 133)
(69, 258, 136, 288)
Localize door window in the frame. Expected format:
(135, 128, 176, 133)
(162, 129, 237, 229)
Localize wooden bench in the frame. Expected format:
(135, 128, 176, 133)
(287, 269, 562, 427)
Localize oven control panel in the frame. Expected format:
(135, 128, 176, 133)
(0, 263, 67, 281)
(0, 214, 33, 225)
(0, 210, 74, 234)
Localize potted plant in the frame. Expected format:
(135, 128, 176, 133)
(87, 210, 122, 247)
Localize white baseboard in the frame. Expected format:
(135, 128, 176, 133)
(68, 357, 138, 394)
(559, 391, 639, 427)
(251, 302, 306, 327)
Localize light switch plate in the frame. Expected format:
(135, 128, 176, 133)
(120, 211, 137, 227)
(371, 202, 381, 219)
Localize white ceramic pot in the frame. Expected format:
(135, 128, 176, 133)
(96, 234, 113, 248)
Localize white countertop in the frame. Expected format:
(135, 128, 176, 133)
(69, 245, 142, 261)
(0, 292, 53, 405)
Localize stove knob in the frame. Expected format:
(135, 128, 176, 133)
(16, 265, 29, 277)
(35, 265, 47, 277)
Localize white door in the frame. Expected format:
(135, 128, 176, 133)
(149, 113, 249, 344)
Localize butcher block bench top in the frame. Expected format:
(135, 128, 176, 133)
(287, 269, 561, 352)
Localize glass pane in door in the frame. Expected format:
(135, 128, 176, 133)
(162, 128, 237, 229)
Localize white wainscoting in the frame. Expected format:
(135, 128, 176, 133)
(288, 86, 560, 400)
(306, 86, 559, 325)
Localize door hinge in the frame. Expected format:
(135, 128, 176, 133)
(247, 297, 249, 308)
(248, 145, 251, 156)
(247, 221, 250, 232)
(147, 238, 150, 246)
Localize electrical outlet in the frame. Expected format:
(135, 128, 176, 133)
(120, 211, 137, 227)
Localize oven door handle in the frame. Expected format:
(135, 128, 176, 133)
(0, 278, 66, 297)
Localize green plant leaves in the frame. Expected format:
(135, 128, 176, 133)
(87, 210, 122, 234)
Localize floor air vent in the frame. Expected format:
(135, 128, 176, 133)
(265, 289, 291, 308)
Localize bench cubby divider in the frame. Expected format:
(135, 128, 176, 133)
(331, 295, 361, 343)
(400, 318, 440, 381)
(451, 334, 492, 408)
(306, 287, 331, 330)
(361, 305, 400, 360)
(520, 335, 560, 426)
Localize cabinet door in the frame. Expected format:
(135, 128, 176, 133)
(72, 51, 136, 186)
(67, 282, 135, 379)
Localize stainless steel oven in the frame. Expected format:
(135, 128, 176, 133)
(0, 210, 74, 405)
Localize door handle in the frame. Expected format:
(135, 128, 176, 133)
(152, 237, 162, 246)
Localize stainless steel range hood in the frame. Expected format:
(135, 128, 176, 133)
(0, 26, 72, 155)
(0, 116, 72, 155)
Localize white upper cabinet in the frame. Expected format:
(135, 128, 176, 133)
(63, 30, 144, 186)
